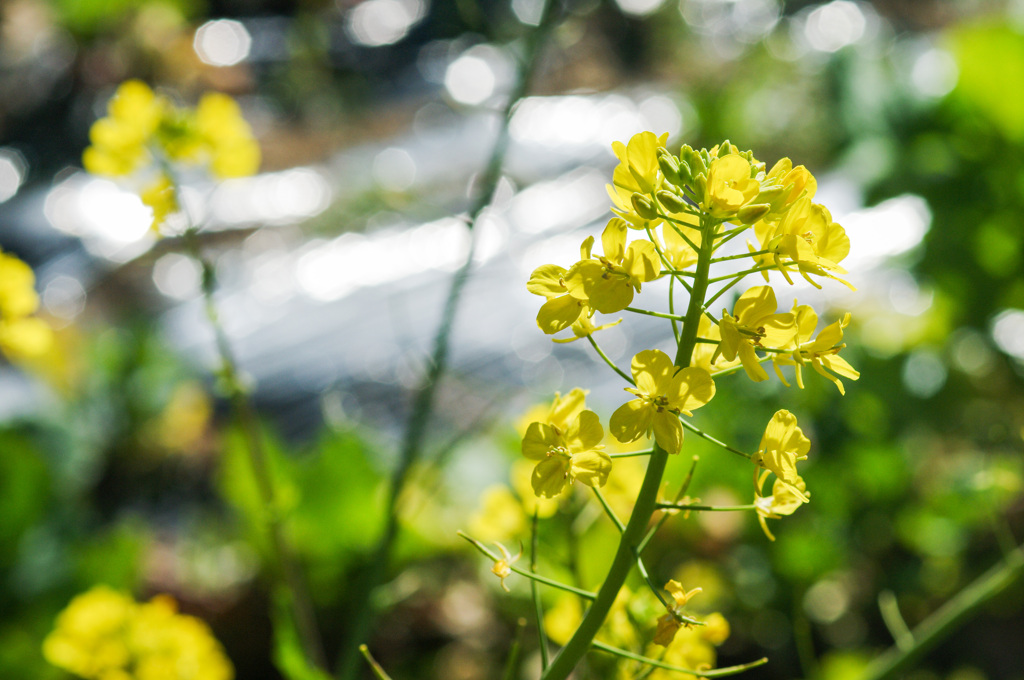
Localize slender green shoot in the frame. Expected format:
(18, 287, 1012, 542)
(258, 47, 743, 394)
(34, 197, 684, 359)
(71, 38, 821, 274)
(591, 641, 769, 677)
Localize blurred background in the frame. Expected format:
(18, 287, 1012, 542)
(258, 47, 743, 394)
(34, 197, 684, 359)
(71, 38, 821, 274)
(2, 0, 1024, 678)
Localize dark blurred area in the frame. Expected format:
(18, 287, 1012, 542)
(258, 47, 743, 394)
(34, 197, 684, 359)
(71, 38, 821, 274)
(2, 0, 1024, 679)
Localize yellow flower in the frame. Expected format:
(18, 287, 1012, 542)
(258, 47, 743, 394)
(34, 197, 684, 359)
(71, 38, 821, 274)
(0, 250, 52, 360)
(653, 580, 702, 646)
(716, 286, 797, 382)
(140, 174, 178, 234)
(528, 263, 587, 335)
(551, 309, 623, 344)
(609, 349, 715, 455)
(754, 197, 853, 289)
(754, 410, 810, 492)
(43, 586, 233, 680)
(773, 304, 860, 394)
(703, 154, 759, 219)
(690, 315, 740, 374)
(607, 132, 670, 229)
(490, 542, 522, 592)
(196, 93, 261, 178)
(754, 470, 809, 541)
(468, 485, 528, 542)
(563, 219, 661, 315)
(522, 410, 611, 497)
(83, 81, 260, 183)
(764, 157, 817, 214)
(83, 81, 163, 177)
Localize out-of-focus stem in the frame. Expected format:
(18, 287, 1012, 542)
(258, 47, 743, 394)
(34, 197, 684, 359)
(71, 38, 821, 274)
(337, 0, 560, 676)
(860, 543, 1024, 680)
(181, 228, 328, 672)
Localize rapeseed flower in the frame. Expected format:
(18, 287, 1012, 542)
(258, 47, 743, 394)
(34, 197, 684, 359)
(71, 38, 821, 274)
(607, 132, 670, 229)
(609, 349, 715, 455)
(653, 581, 702, 646)
(0, 250, 52, 360)
(773, 304, 860, 394)
(754, 410, 810, 494)
(703, 154, 760, 219)
(563, 219, 660, 315)
(43, 585, 233, 680)
(522, 410, 611, 497)
(716, 286, 796, 382)
(754, 470, 809, 541)
(753, 197, 852, 289)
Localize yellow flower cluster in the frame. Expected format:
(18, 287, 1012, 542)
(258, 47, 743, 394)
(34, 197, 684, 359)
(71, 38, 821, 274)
(43, 585, 233, 680)
(753, 410, 812, 540)
(0, 249, 52, 360)
(83, 80, 260, 232)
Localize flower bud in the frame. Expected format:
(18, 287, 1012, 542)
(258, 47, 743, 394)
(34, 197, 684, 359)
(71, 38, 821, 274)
(738, 203, 771, 224)
(657, 148, 683, 186)
(755, 184, 787, 210)
(680, 145, 706, 177)
(631, 193, 659, 220)
(656, 190, 689, 214)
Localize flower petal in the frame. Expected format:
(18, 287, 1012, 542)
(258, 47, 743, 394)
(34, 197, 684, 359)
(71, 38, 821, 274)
(609, 399, 652, 443)
(631, 349, 674, 396)
(570, 450, 612, 488)
(652, 411, 683, 454)
(537, 295, 584, 334)
(522, 422, 561, 460)
(532, 457, 570, 498)
(566, 410, 604, 451)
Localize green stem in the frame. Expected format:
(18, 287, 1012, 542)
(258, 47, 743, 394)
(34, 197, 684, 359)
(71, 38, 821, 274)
(680, 420, 752, 460)
(458, 532, 597, 599)
(181, 227, 328, 672)
(708, 265, 774, 284)
(591, 641, 768, 677)
(586, 335, 633, 385)
(669, 276, 681, 344)
(711, 250, 770, 263)
(359, 645, 395, 680)
(337, 2, 560, 674)
(531, 510, 549, 669)
(609, 449, 653, 458)
(540, 191, 718, 680)
(638, 455, 698, 554)
(860, 544, 1024, 680)
(656, 502, 756, 512)
(592, 487, 625, 532)
(624, 307, 686, 321)
(502, 619, 528, 680)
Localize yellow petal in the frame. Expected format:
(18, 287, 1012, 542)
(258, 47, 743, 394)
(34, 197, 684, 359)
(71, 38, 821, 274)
(522, 422, 561, 460)
(652, 411, 683, 454)
(532, 456, 570, 498)
(527, 264, 569, 299)
(566, 410, 604, 451)
(570, 449, 612, 487)
(631, 349, 675, 396)
(537, 295, 584, 334)
(609, 399, 652, 443)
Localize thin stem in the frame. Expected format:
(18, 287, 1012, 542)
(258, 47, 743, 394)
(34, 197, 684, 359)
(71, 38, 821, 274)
(877, 590, 914, 652)
(458, 532, 597, 600)
(638, 456, 699, 554)
(669, 276, 681, 344)
(359, 645, 395, 680)
(591, 641, 769, 677)
(624, 307, 686, 321)
(586, 335, 634, 385)
(180, 227, 327, 672)
(711, 249, 770, 263)
(531, 510, 549, 669)
(338, 1, 560, 674)
(680, 420, 753, 460)
(609, 449, 653, 459)
(661, 269, 698, 278)
(656, 502, 757, 512)
(704, 273, 749, 311)
(592, 487, 625, 533)
(502, 619, 528, 680)
(860, 544, 1024, 680)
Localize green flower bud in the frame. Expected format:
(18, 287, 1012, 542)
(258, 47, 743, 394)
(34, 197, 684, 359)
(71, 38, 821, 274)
(756, 184, 786, 206)
(738, 203, 771, 224)
(656, 190, 689, 214)
(631, 193, 659, 220)
(656, 148, 683, 186)
(680, 144, 706, 177)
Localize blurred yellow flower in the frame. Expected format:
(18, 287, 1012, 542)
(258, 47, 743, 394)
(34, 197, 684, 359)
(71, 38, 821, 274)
(653, 580, 702, 646)
(140, 174, 178, 233)
(43, 585, 233, 680)
(609, 349, 715, 455)
(0, 250, 52, 360)
(468, 485, 527, 542)
(528, 263, 586, 335)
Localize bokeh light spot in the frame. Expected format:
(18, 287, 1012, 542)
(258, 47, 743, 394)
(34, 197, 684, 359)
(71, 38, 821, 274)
(194, 19, 252, 67)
